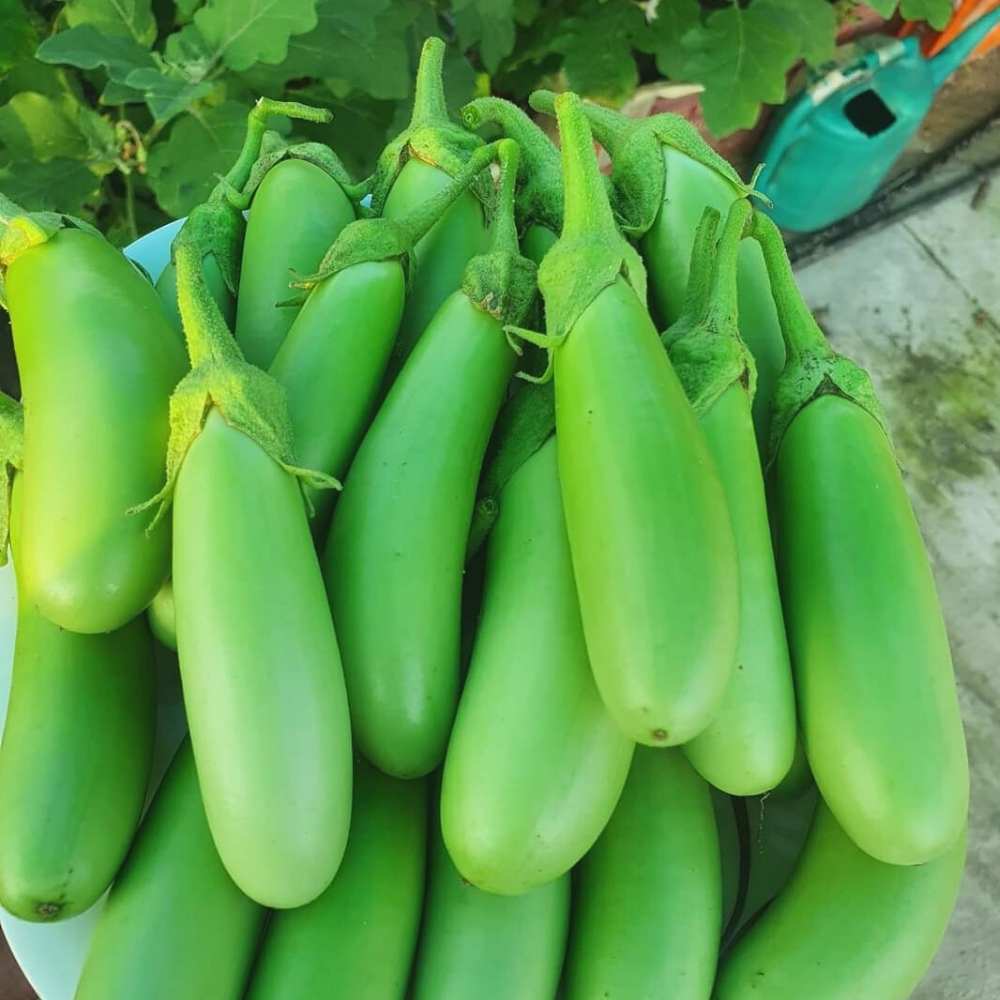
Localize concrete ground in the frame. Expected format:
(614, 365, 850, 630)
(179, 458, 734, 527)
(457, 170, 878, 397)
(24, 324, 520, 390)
(795, 180, 1000, 999)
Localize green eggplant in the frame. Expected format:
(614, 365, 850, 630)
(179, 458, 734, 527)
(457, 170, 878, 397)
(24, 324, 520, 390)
(247, 756, 426, 1000)
(714, 804, 966, 1000)
(562, 748, 720, 1000)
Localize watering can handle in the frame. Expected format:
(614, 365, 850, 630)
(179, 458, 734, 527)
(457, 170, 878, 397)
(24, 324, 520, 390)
(929, 5, 1000, 85)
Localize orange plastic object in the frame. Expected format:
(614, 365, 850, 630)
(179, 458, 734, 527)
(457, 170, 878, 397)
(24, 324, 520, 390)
(897, 0, 1000, 56)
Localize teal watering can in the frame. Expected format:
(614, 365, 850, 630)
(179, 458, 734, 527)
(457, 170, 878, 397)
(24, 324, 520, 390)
(754, 8, 1000, 232)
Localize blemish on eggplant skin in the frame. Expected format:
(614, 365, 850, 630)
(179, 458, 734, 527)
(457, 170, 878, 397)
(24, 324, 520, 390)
(651, 728, 668, 742)
(36, 900, 63, 919)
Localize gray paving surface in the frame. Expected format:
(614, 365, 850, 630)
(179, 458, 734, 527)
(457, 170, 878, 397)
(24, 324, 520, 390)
(795, 181, 1000, 999)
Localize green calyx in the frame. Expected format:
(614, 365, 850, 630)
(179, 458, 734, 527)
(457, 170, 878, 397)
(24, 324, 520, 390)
(133, 207, 338, 530)
(171, 98, 337, 301)
(666, 199, 758, 415)
(461, 97, 563, 239)
(240, 132, 362, 207)
(661, 205, 720, 349)
(460, 134, 554, 553)
(530, 89, 752, 239)
(462, 139, 537, 329)
(294, 139, 505, 295)
(750, 210, 888, 465)
(467, 380, 555, 560)
(507, 92, 645, 382)
(0, 191, 100, 279)
(370, 36, 485, 214)
(0, 391, 23, 564)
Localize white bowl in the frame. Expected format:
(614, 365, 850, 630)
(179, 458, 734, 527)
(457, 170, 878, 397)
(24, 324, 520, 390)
(1, 220, 188, 1000)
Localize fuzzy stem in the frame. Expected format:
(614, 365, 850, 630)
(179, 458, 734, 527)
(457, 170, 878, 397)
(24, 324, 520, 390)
(462, 97, 563, 234)
(677, 206, 721, 330)
(749, 211, 829, 360)
(463, 97, 559, 175)
(174, 224, 243, 369)
(554, 93, 617, 245)
(704, 199, 751, 332)
(410, 37, 449, 126)
(488, 139, 520, 255)
(531, 89, 630, 156)
(223, 98, 333, 196)
(393, 139, 501, 248)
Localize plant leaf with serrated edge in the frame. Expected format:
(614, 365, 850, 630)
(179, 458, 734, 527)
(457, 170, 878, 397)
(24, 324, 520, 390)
(262, 0, 389, 78)
(125, 67, 213, 121)
(193, 0, 319, 72)
(678, 0, 800, 136)
(242, 0, 421, 102)
(0, 158, 99, 214)
(0, 92, 90, 161)
(901, 0, 951, 30)
(768, 0, 836, 66)
(75, 101, 117, 159)
(64, 0, 157, 47)
(323, 1, 420, 101)
(635, 0, 701, 80)
(0, 55, 84, 104)
(0, 1, 36, 73)
(100, 79, 144, 104)
(553, 0, 648, 102)
(146, 100, 249, 216)
(35, 25, 156, 83)
(163, 22, 216, 81)
(452, 0, 517, 73)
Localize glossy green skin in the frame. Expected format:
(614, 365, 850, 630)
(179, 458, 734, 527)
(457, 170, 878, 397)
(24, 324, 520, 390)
(684, 385, 796, 795)
(563, 748, 720, 1000)
(0, 484, 154, 921)
(323, 291, 515, 778)
(735, 240, 785, 450)
(235, 159, 355, 369)
(269, 259, 406, 530)
(75, 742, 265, 1000)
(776, 394, 968, 865)
(714, 805, 966, 1000)
(441, 438, 634, 895)
(771, 736, 813, 800)
(248, 757, 426, 1000)
(7, 228, 186, 633)
(521, 222, 558, 266)
(156, 252, 234, 333)
(173, 410, 352, 907)
(555, 278, 738, 745)
(382, 159, 489, 362)
(411, 818, 570, 1000)
(640, 148, 785, 448)
(147, 577, 176, 651)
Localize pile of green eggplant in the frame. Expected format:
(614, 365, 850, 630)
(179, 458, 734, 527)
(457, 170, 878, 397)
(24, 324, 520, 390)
(0, 35, 968, 1000)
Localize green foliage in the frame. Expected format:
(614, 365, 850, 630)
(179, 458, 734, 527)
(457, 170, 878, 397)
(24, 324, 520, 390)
(900, 0, 952, 30)
(679, 0, 837, 136)
(0, 0, 947, 242)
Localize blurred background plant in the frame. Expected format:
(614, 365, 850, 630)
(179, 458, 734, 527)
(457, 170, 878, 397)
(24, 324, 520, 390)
(0, 0, 949, 244)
